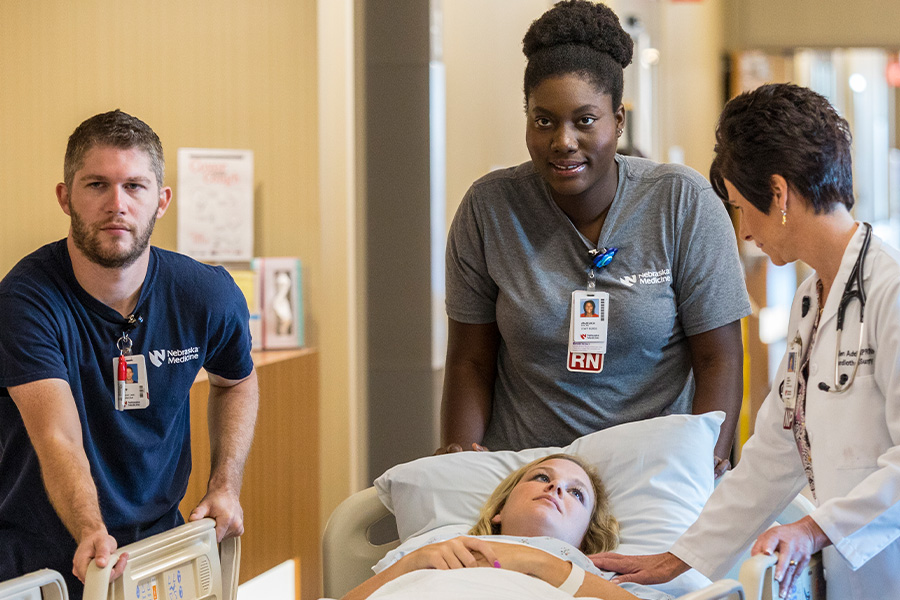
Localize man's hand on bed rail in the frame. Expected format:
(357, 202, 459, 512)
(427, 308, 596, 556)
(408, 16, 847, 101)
(751, 516, 830, 599)
(189, 487, 244, 542)
(73, 528, 129, 583)
(588, 551, 689, 585)
(434, 442, 489, 455)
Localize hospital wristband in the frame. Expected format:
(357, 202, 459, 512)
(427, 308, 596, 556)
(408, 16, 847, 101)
(558, 562, 585, 595)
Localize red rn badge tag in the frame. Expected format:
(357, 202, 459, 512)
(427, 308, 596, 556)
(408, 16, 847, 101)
(567, 351, 604, 373)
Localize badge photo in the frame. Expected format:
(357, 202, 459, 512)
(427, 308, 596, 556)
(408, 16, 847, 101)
(568, 290, 609, 372)
(112, 354, 150, 410)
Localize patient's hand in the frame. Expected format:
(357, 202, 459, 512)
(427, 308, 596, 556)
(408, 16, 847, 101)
(480, 544, 641, 599)
(398, 536, 501, 571)
(589, 551, 689, 585)
(433, 442, 489, 455)
(471, 542, 548, 576)
(405, 538, 554, 579)
(341, 537, 502, 600)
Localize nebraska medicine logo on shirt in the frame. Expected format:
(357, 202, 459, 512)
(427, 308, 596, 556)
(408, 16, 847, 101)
(620, 267, 672, 287)
(148, 346, 200, 367)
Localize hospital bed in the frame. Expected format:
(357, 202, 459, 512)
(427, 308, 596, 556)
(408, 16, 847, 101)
(321, 486, 821, 600)
(319, 413, 824, 600)
(0, 519, 238, 600)
(0, 569, 68, 600)
(82, 518, 240, 600)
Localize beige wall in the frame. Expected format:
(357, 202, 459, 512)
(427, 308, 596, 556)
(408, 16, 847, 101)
(317, 0, 366, 526)
(658, 0, 725, 173)
(442, 0, 552, 228)
(725, 0, 900, 50)
(0, 1, 319, 275)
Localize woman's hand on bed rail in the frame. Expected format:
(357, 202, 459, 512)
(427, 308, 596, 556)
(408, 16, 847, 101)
(751, 516, 830, 599)
(588, 551, 689, 585)
(434, 442, 490, 455)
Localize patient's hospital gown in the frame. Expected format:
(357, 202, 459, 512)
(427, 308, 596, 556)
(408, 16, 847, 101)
(371, 527, 673, 600)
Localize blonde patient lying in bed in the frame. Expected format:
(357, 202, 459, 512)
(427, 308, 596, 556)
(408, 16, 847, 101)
(342, 454, 645, 600)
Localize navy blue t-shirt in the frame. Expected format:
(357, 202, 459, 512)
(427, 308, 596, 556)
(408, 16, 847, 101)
(0, 240, 253, 584)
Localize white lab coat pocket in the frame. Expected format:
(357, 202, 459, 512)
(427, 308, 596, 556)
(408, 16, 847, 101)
(813, 374, 887, 471)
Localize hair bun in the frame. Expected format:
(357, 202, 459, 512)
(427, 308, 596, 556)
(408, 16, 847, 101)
(523, 0, 633, 69)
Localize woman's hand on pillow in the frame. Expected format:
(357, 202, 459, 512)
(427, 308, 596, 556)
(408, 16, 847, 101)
(433, 442, 490, 455)
(398, 536, 501, 572)
(589, 551, 689, 585)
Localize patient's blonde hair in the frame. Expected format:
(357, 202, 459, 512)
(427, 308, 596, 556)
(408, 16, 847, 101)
(468, 453, 619, 554)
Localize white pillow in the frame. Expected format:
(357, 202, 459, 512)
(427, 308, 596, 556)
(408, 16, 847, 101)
(374, 412, 723, 593)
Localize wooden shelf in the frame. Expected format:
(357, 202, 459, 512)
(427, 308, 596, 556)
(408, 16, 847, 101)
(181, 348, 320, 600)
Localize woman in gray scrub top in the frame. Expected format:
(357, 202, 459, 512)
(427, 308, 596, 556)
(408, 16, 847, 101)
(439, 0, 751, 474)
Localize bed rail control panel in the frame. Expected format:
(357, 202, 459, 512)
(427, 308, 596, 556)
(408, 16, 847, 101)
(0, 569, 68, 600)
(82, 519, 240, 600)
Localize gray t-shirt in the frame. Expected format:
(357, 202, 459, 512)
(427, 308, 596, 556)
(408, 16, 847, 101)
(446, 155, 751, 450)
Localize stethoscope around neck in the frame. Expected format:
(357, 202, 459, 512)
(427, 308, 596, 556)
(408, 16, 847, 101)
(817, 222, 873, 394)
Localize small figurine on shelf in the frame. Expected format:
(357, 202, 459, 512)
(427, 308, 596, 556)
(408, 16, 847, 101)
(256, 257, 305, 349)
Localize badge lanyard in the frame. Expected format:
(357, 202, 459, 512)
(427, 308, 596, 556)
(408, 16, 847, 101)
(113, 314, 150, 411)
(568, 247, 617, 373)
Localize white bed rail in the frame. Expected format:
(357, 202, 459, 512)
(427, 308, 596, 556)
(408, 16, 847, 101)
(82, 519, 240, 600)
(323, 487, 401, 599)
(0, 569, 68, 600)
(677, 579, 744, 600)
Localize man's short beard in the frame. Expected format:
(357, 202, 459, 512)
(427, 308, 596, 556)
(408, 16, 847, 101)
(70, 209, 156, 269)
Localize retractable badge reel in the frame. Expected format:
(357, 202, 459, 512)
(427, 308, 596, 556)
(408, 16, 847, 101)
(112, 314, 150, 411)
(782, 334, 802, 429)
(567, 248, 616, 373)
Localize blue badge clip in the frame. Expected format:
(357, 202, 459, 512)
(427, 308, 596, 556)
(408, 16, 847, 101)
(591, 247, 618, 270)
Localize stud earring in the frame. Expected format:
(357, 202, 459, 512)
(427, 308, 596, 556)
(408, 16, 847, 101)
(781, 209, 787, 226)
(616, 128, 624, 138)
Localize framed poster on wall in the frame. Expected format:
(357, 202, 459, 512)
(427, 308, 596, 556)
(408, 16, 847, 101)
(177, 148, 254, 262)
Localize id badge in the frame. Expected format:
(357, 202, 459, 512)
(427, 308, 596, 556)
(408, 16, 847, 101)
(782, 336, 801, 429)
(112, 354, 150, 410)
(567, 290, 609, 373)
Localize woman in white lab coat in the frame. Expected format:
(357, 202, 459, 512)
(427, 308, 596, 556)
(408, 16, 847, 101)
(591, 83, 900, 599)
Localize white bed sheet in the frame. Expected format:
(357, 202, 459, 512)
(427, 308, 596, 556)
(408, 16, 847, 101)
(368, 569, 601, 600)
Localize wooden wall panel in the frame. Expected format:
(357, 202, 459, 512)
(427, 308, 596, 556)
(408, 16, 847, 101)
(0, 0, 320, 325)
(182, 349, 320, 599)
